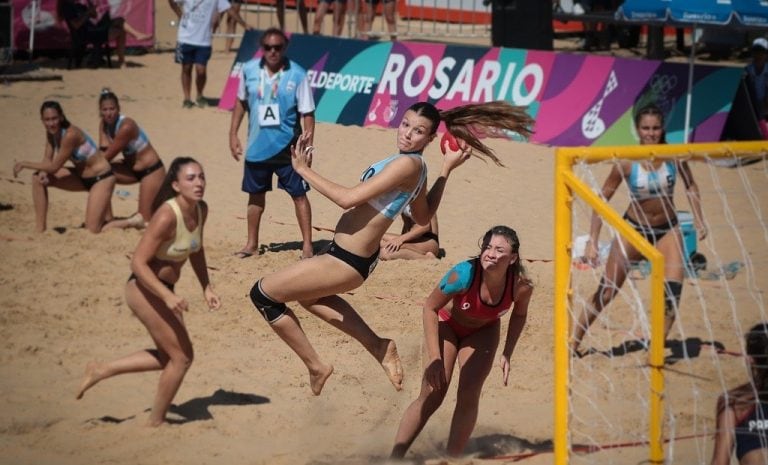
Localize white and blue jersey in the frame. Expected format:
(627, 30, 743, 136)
(60, 127, 98, 163)
(359, 153, 427, 220)
(237, 58, 315, 163)
(113, 115, 150, 156)
(627, 161, 676, 202)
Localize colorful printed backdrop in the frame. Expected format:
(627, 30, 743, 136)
(220, 30, 742, 146)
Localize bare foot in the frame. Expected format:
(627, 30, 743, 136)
(76, 361, 105, 399)
(233, 245, 259, 259)
(233, 248, 259, 259)
(379, 339, 403, 391)
(126, 212, 146, 229)
(104, 212, 147, 231)
(309, 363, 334, 395)
(146, 416, 166, 427)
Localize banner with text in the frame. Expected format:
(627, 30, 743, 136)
(220, 31, 741, 146)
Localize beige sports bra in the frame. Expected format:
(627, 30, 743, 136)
(155, 198, 202, 262)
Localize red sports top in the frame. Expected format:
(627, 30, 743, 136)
(449, 258, 516, 322)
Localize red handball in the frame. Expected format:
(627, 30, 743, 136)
(440, 131, 460, 155)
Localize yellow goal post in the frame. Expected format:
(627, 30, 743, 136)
(553, 141, 768, 465)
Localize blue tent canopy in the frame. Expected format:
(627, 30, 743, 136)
(617, 0, 670, 21)
(618, 0, 768, 27)
(670, 0, 735, 24)
(617, 0, 768, 141)
(733, 0, 768, 26)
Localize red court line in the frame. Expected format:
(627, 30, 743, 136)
(0, 234, 34, 242)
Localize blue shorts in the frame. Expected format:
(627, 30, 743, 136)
(175, 43, 212, 65)
(242, 161, 310, 197)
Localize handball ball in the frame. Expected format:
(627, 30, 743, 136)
(440, 132, 459, 155)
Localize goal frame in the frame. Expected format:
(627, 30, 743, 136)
(553, 141, 768, 465)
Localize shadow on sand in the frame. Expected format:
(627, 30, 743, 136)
(167, 388, 269, 423)
(86, 388, 269, 425)
(258, 239, 332, 256)
(582, 336, 726, 365)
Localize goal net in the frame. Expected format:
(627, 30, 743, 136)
(553, 142, 768, 465)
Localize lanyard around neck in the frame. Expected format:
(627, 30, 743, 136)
(258, 68, 283, 101)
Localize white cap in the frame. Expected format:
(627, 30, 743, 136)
(753, 37, 768, 51)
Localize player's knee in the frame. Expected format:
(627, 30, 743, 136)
(422, 384, 448, 409)
(664, 280, 683, 319)
(250, 279, 287, 323)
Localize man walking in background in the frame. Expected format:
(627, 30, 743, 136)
(169, 0, 250, 108)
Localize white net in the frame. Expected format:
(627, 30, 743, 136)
(566, 154, 768, 464)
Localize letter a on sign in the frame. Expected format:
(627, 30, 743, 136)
(258, 103, 281, 127)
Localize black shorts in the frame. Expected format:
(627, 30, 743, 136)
(321, 240, 379, 280)
(132, 160, 164, 181)
(420, 231, 439, 244)
(81, 169, 114, 191)
(623, 213, 679, 244)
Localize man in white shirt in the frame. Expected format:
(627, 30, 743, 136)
(169, 0, 250, 108)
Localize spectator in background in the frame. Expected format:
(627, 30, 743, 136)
(57, 0, 150, 67)
(224, 0, 245, 52)
(745, 37, 768, 138)
(90, 0, 153, 43)
(357, 0, 396, 40)
(169, 0, 251, 108)
(313, 0, 347, 36)
(276, 0, 309, 34)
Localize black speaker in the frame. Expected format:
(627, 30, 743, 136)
(0, 2, 11, 48)
(0, 2, 11, 65)
(491, 0, 553, 51)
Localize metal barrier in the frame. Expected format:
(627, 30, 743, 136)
(214, 0, 491, 42)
